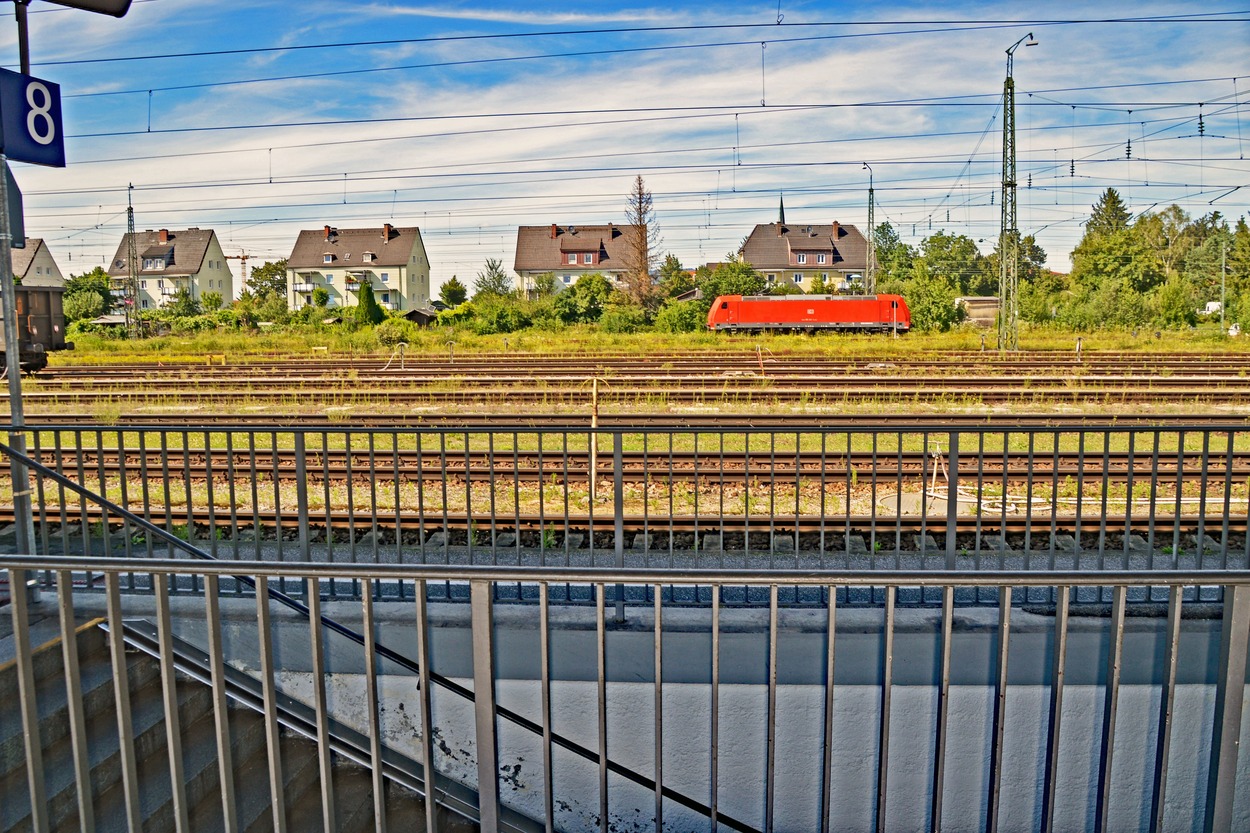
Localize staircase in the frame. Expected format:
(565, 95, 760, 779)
(0, 619, 469, 832)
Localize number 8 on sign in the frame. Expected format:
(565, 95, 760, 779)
(0, 68, 65, 168)
(25, 82, 55, 146)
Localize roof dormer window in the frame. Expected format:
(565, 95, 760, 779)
(323, 253, 334, 264)
(363, 252, 375, 263)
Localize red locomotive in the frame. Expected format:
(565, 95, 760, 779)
(707, 294, 911, 334)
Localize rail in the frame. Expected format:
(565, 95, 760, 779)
(5, 555, 1249, 833)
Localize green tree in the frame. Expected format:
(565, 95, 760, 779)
(1071, 227, 1162, 293)
(807, 273, 829, 295)
(695, 259, 766, 312)
(64, 266, 111, 300)
(439, 276, 468, 306)
(1085, 188, 1131, 236)
(657, 253, 693, 297)
(768, 281, 804, 296)
(872, 223, 917, 286)
(529, 272, 559, 299)
(918, 231, 991, 295)
(245, 258, 287, 298)
(553, 274, 612, 323)
(200, 291, 224, 311)
(167, 288, 201, 317)
(1135, 205, 1196, 280)
(354, 281, 385, 326)
(473, 258, 514, 299)
(311, 286, 330, 307)
(63, 291, 106, 323)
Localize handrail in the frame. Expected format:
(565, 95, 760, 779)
(7, 553, 1250, 588)
(0, 441, 764, 833)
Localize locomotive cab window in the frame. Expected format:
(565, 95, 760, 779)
(720, 301, 729, 309)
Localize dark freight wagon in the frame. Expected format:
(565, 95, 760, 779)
(0, 284, 72, 372)
(707, 293, 911, 334)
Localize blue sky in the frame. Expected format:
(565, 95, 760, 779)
(3, 0, 1248, 293)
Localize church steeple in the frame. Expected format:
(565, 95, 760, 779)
(778, 194, 786, 225)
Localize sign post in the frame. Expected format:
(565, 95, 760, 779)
(0, 66, 65, 557)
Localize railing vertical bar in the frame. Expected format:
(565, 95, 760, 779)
(1148, 431, 1161, 555)
(179, 431, 194, 589)
(986, 585, 1011, 833)
(1040, 585, 1070, 833)
(613, 433, 625, 622)
(842, 431, 851, 555)
(894, 431, 903, 555)
(1024, 432, 1035, 557)
(1197, 432, 1210, 563)
(930, 584, 953, 833)
(1221, 432, 1234, 568)
(1075, 432, 1086, 568)
(710, 586, 721, 831)
(154, 573, 190, 831)
(159, 430, 173, 551)
(414, 580, 440, 833)
(204, 431, 218, 560)
(346, 433, 358, 585)
(304, 576, 335, 833)
(417, 432, 428, 564)
(766, 583, 779, 833)
(1098, 432, 1111, 562)
(820, 586, 837, 833)
(819, 431, 827, 554)
(461, 432, 472, 565)
(870, 431, 879, 556)
(1150, 585, 1183, 833)
(106, 571, 143, 831)
(945, 432, 958, 569)
(973, 430, 984, 555)
(1095, 585, 1127, 833)
(362, 578, 388, 833)
(1124, 433, 1136, 564)
(393, 433, 403, 585)
(876, 584, 895, 833)
(321, 434, 335, 591)
(1172, 431, 1185, 564)
(540, 583, 555, 833)
(93, 429, 113, 567)
(488, 432, 497, 565)
(204, 575, 239, 833)
(1048, 430, 1060, 568)
(654, 583, 664, 830)
(226, 431, 239, 560)
(719, 433, 726, 564)
(32, 432, 49, 559)
(10, 568, 48, 833)
(55, 570, 94, 833)
(596, 582, 609, 833)
(439, 433, 450, 563)
(1204, 584, 1250, 833)
(369, 433, 381, 567)
(74, 431, 90, 563)
(295, 433, 310, 567)
(669, 434, 677, 565)
(248, 432, 261, 562)
(255, 576, 288, 833)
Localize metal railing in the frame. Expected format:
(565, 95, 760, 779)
(5, 555, 1248, 833)
(9, 421, 1250, 578)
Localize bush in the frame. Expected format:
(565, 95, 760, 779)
(63, 290, 106, 323)
(376, 317, 420, 346)
(653, 299, 707, 333)
(473, 300, 531, 334)
(599, 305, 647, 333)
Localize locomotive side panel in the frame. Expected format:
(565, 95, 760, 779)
(708, 294, 910, 332)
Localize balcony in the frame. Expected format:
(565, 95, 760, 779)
(292, 282, 317, 293)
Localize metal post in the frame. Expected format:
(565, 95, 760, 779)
(0, 155, 35, 558)
(945, 433, 959, 568)
(471, 580, 500, 831)
(614, 431, 625, 622)
(1204, 585, 1250, 832)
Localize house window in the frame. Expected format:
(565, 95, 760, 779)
(567, 253, 577, 265)
(797, 254, 806, 264)
(381, 293, 389, 303)
(323, 254, 333, 264)
(562, 275, 573, 284)
(381, 274, 389, 283)
(822, 273, 829, 280)
(157, 279, 164, 288)
(766, 274, 776, 283)
(818, 254, 827, 264)
(583, 253, 593, 265)
(140, 281, 147, 289)
(305, 296, 312, 306)
(142, 300, 149, 308)
(326, 274, 333, 283)
(35, 267, 41, 275)
(793, 274, 803, 283)
(363, 253, 375, 263)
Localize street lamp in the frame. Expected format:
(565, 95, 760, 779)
(997, 32, 1037, 352)
(863, 162, 876, 295)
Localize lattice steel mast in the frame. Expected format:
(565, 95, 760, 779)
(863, 163, 876, 294)
(125, 183, 139, 338)
(998, 33, 1036, 351)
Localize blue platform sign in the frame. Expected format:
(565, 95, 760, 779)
(0, 68, 65, 168)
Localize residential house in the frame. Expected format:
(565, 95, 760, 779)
(10, 238, 64, 287)
(513, 223, 642, 294)
(105, 228, 234, 311)
(286, 224, 430, 311)
(739, 219, 869, 291)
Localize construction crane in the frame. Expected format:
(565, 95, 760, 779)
(225, 251, 251, 292)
